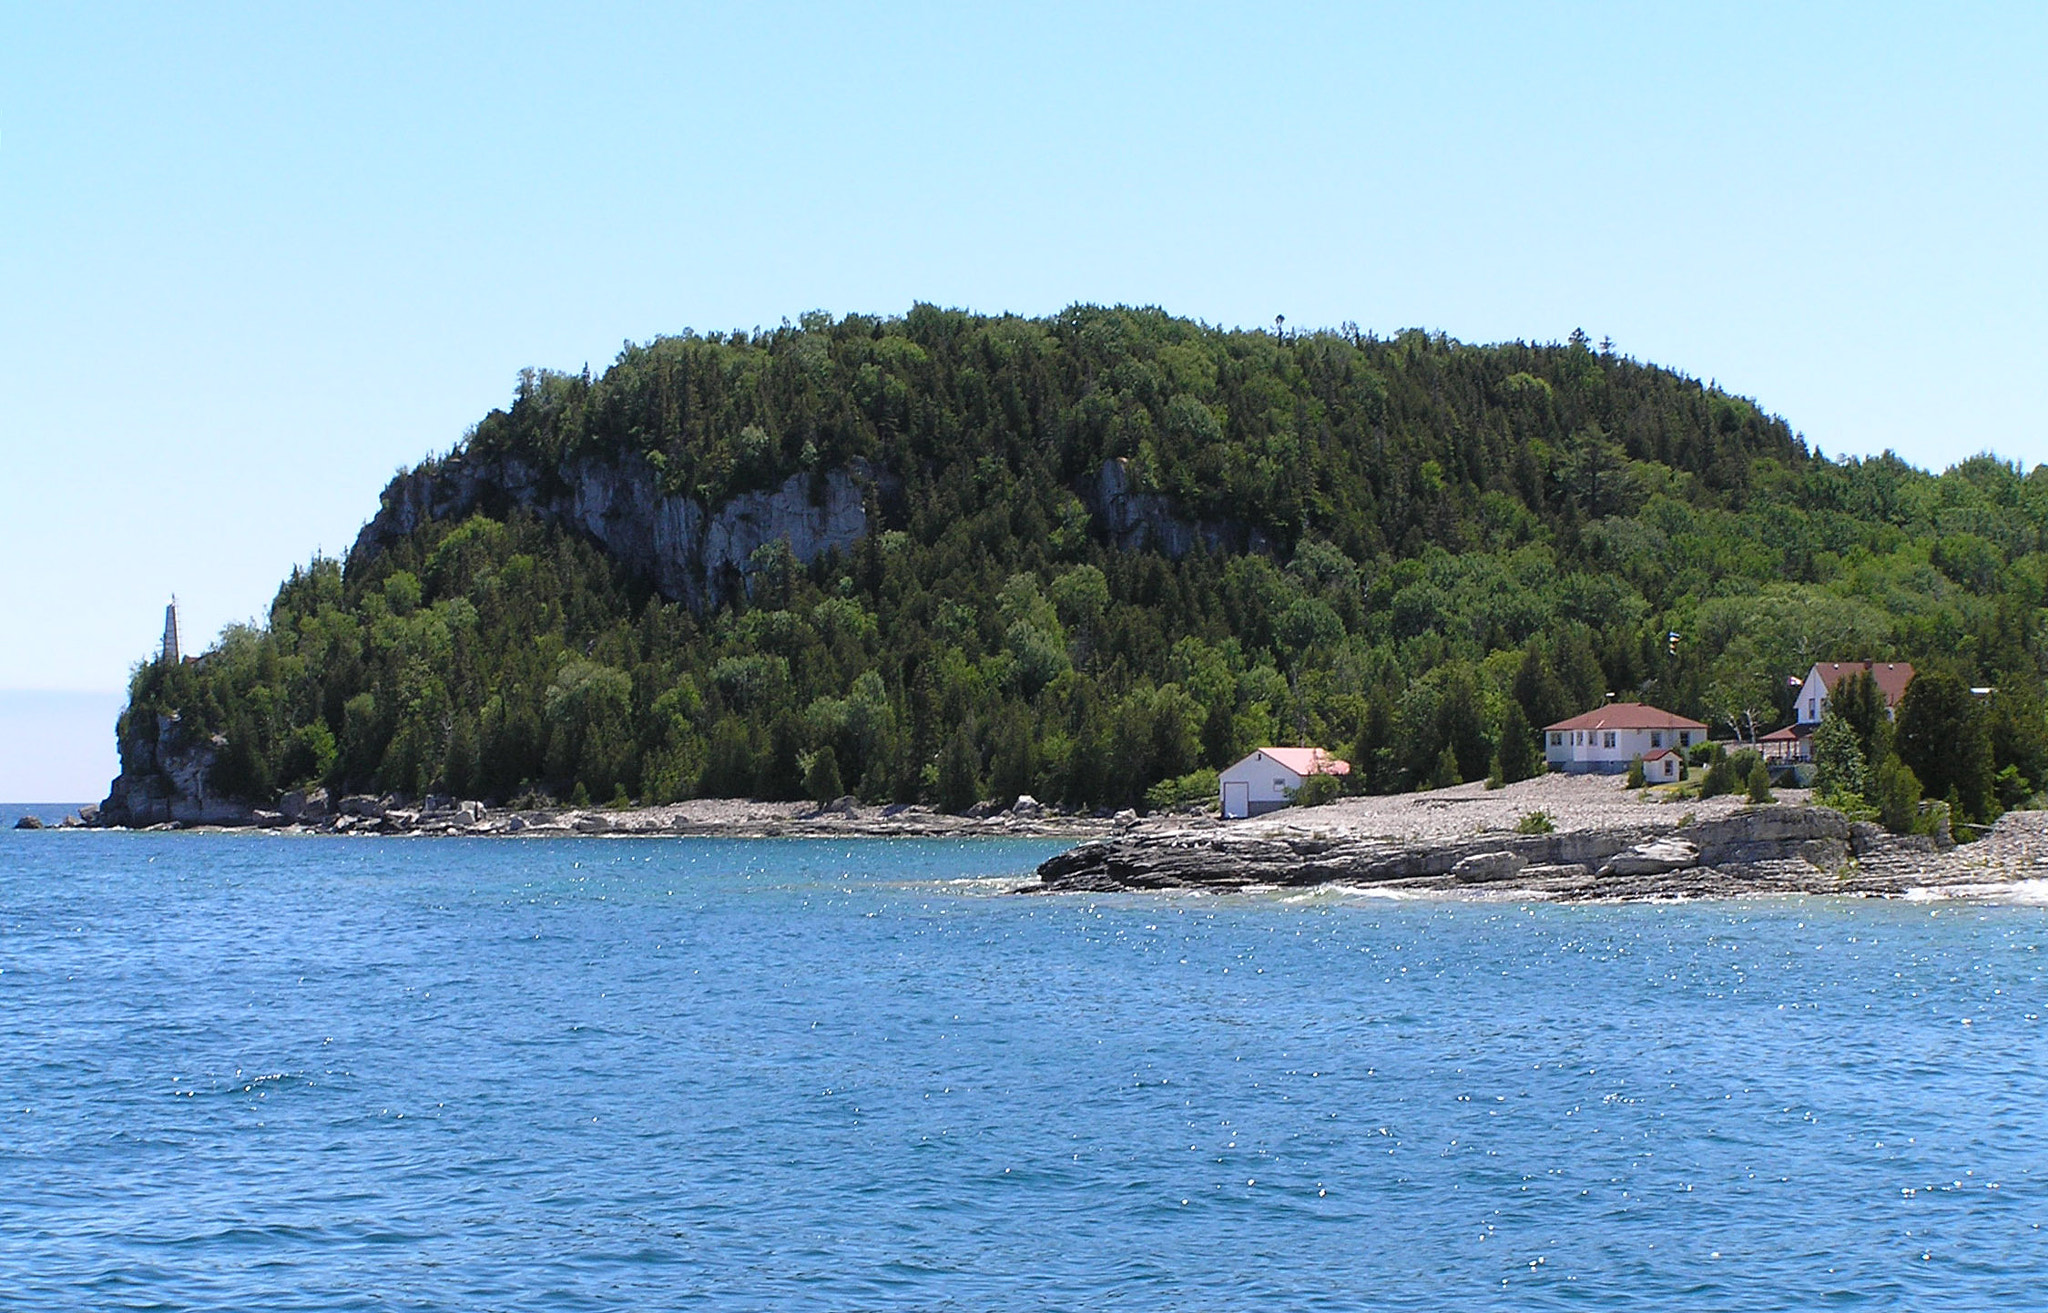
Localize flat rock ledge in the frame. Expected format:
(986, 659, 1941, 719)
(1027, 806, 2033, 902)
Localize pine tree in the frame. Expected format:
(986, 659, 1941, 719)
(1496, 700, 1541, 784)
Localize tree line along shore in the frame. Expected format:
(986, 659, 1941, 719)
(94, 305, 2048, 835)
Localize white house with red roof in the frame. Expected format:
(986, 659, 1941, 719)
(1760, 661, 1915, 764)
(1544, 705, 1707, 775)
(1219, 747, 1351, 818)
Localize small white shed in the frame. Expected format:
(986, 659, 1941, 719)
(1219, 747, 1351, 818)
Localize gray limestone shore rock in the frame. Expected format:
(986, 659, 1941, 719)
(1598, 838, 1699, 877)
(1451, 851, 1527, 883)
(1028, 804, 1978, 900)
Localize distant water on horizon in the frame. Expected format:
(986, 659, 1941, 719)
(3, 830, 2045, 1310)
(0, 803, 93, 829)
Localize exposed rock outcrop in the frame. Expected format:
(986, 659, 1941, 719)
(350, 450, 891, 611)
(1028, 805, 1989, 900)
(1451, 850, 1527, 883)
(1086, 458, 1271, 559)
(98, 713, 253, 828)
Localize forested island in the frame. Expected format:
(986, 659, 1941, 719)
(101, 305, 2048, 831)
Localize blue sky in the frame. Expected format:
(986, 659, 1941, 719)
(2, 2, 2044, 800)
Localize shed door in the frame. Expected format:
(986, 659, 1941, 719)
(1222, 780, 1250, 819)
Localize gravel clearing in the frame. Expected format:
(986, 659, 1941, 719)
(1224, 771, 1786, 844)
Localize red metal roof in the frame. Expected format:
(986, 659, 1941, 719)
(1544, 705, 1709, 733)
(1758, 724, 1813, 742)
(1810, 661, 1915, 705)
(1257, 747, 1351, 777)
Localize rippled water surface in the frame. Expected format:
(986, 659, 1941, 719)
(2, 829, 2045, 1309)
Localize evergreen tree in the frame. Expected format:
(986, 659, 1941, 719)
(1873, 754, 1923, 834)
(1829, 670, 1887, 764)
(1745, 754, 1774, 803)
(1896, 672, 1994, 821)
(1810, 714, 1868, 806)
(938, 725, 981, 813)
(1496, 700, 1541, 784)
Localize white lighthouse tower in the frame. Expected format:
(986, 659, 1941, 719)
(162, 596, 181, 664)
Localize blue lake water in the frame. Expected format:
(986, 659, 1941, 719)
(2, 828, 2045, 1310)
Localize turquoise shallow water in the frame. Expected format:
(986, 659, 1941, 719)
(1, 829, 2045, 1310)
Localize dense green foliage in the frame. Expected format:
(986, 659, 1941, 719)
(117, 305, 2048, 817)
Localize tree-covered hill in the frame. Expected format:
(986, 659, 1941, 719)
(109, 305, 2048, 822)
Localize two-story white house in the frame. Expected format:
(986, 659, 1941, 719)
(1219, 747, 1350, 818)
(1759, 661, 1915, 764)
(1544, 705, 1708, 775)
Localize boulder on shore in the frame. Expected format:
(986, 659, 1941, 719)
(279, 787, 330, 823)
(13, 815, 44, 830)
(1598, 838, 1699, 877)
(1451, 851, 1528, 884)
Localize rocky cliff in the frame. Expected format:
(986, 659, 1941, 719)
(1089, 458, 1270, 559)
(99, 711, 254, 828)
(351, 449, 1267, 609)
(351, 450, 892, 610)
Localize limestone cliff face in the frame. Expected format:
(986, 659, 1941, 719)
(99, 711, 253, 827)
(351, 451, 888, 610)
(1086, 458, 1270, 559)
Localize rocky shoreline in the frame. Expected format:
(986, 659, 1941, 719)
(1028, 779, 2048, 901)
(42, 789, 1121, 841)
(29, 771, 2048, 903)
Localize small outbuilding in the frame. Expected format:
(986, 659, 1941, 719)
(1219, 747, 1351, 818)
(1641, 746, 1682, 783)
(1544, 705, 1707, 775)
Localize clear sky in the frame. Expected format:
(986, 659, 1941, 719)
(2, 2, 2044, 800)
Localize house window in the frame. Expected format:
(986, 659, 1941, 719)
(1650, 732, 1662, 748)
(1602, 732, 1616, 749)
(1679, 732, 1692, 747)
(1807, 698, 1816, 718)
(1550, 732, 1563, 747)
(1273, 778, 1285, 789)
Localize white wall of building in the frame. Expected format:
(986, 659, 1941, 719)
(1795, 668, 1829, 724)
(1219, 751, 1309, 818)
(1544, 724, 1698, 774)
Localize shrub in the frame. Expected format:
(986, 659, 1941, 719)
(1514, 809, 1555, 834)
(1146, 768, 1220, 811)
(279, 722, 338, 789)
(1701, 749, 1763, 800)
(1745, 755, 1774, 804)
(803, 745, 844, 805)
(1625, 755, 1646, 789)
(1873, 754, 1923, 834)
(1289, 773, 1345, 809)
